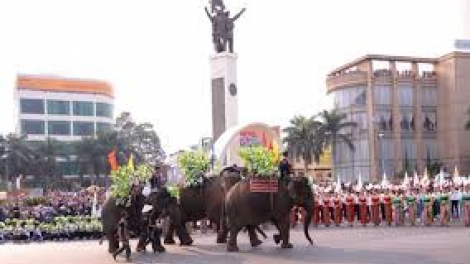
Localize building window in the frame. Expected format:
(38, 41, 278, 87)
(57, 161, 78, 176)
(20, 99, 44, 114)
(96, 103, 113, 118)
(400, 111, 414, 131)
(376, 111, 392, 131)
(73, 121, 94, 136)
(398, 85, 413, 107)
(421, 88, 437, 107)
(97, 122, 112, 133)
(73, 101, 94, 116)
(47, 100, 70, 115)
(48, 121, 71, 135)
(21, 120, 45, 135)
(374, 85, 392, 106)
(422, 110, 437, 131)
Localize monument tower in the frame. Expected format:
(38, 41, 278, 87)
(454, 0, 470, 52)
(205, 0, 246, 142)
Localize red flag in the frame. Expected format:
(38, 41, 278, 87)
(108, 150, 118, 171)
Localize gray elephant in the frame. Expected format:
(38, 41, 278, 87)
(164, 169, 264, 247)
(101, 185, 190, 254)
(225, 176, 314, 252)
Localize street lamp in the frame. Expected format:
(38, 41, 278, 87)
(1, 146, 10, 190)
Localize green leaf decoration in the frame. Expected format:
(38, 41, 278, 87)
(166, 185, 180, 200)
(177, 150, 211, 187)
(239, 146, 278, 177)
(110, 166, 133, 206)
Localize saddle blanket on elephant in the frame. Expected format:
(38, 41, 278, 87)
(249, 178, 278, 193)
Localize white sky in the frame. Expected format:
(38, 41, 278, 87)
(0, 0, 463, 153)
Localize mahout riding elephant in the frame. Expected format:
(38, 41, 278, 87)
(101, 185, 191, 254)
(164, 169, 264, 247)
(225, 176, 314, 252)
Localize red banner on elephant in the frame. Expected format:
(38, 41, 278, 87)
(249, 178, 278, 193)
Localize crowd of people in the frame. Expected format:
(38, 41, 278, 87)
(0, 189, 106, 243)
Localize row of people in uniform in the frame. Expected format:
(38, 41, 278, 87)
(291, 183, 470, 227)
(0, 216, 102, 243)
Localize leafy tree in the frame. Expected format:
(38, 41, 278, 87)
(283, 116, 323, 175)
(317, 109, 357, 180)
(31, 138, 69, 190)
(0, 134, 35, 184)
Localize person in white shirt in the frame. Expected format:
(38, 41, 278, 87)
(450, 187, 462, 219)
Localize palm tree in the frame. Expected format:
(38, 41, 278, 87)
(283, 116, 324, 175)
(75, 136, 111, 186)
(32, 138, 69, 190)
(0, 134, 35, 184)
(317, 109, 357, 180)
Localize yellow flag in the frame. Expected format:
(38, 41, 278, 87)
(272, 140, 280, 163)
(128, 154, 134, 171)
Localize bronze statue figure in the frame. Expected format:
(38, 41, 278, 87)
(205, 0, 246, 53)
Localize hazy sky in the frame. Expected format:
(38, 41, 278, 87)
(0, 0, 463, 153)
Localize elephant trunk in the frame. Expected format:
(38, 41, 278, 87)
(302, 200, 313, 245)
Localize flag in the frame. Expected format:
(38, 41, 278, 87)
(108, 150, 118, 171)
(128, 154, 134, 171)
(271, 140, 280, 163)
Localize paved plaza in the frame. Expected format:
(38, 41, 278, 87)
(0, 227, 469, 264)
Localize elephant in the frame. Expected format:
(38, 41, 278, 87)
(164, 169, 264, 247)
(101, 185, 146, 254)
(101, 185, 191, 254)
(225, 176, 314, 252)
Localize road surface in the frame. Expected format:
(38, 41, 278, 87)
(0, 226, 469, 264)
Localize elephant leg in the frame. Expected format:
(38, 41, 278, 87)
(271, 220, 282, 245)
(227, 225, 242, 252)
(136, 233, 148, 252)
(216, 219, 228, 244)
(152, 228, 166, 253)
(163, 222, 176, 245)
(255, 225, 268, 239)
(175, 223, 194, 246)
(106, 232, 119, 254)
(247, 226, 262, 247)
(279, 216, 293, 249)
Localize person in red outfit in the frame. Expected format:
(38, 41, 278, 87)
(333, 192, 342, 227)
(359, 192, 369, 227)
(323, 189, 332, 227)
(383, 188, 393, 226)
(371, 187, 381, 226)
(345, 188, 355, 227)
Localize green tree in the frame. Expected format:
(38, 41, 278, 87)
(283, 116, 324, 175)
(31, 138, 69, 190)
(75, 137, 108, 186)
(0, 134, 35, 185)
(317, 109, 357, 180)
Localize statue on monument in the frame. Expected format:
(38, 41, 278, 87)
(205, 0, 246, 53)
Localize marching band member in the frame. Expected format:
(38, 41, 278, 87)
(359, 191, 368, 227)
(322, 187, 332, 227)
(383, 188, 393, 226)
(333, 191, 342, 227)
(371, 186, 381, 226)
(345, 185, 355, 227)
(406, 190, 417, 226)
(393, 188, 405, 226)
(421, 187, 433, 226)
(439, 183, 451, 226)
(463, 180, 470, 227)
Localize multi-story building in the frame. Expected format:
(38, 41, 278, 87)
(15, 74, 114, 141)
(326, 52, 470, 182)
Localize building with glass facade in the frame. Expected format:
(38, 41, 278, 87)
(326, 52, 470, 182)
(15, 74, 114, 141)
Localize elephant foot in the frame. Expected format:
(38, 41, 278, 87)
(216, 236, 227, 244)
(180, 237, 194, 246)
(154, 245, 166, 253)
(164, 238, 176, 245)
(281, 243, 293, 249)
(273, 234, 281, 245)
(227, 243, 239, 252)
(250, 238, 262, 248)
(136, 246, 146, 252)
